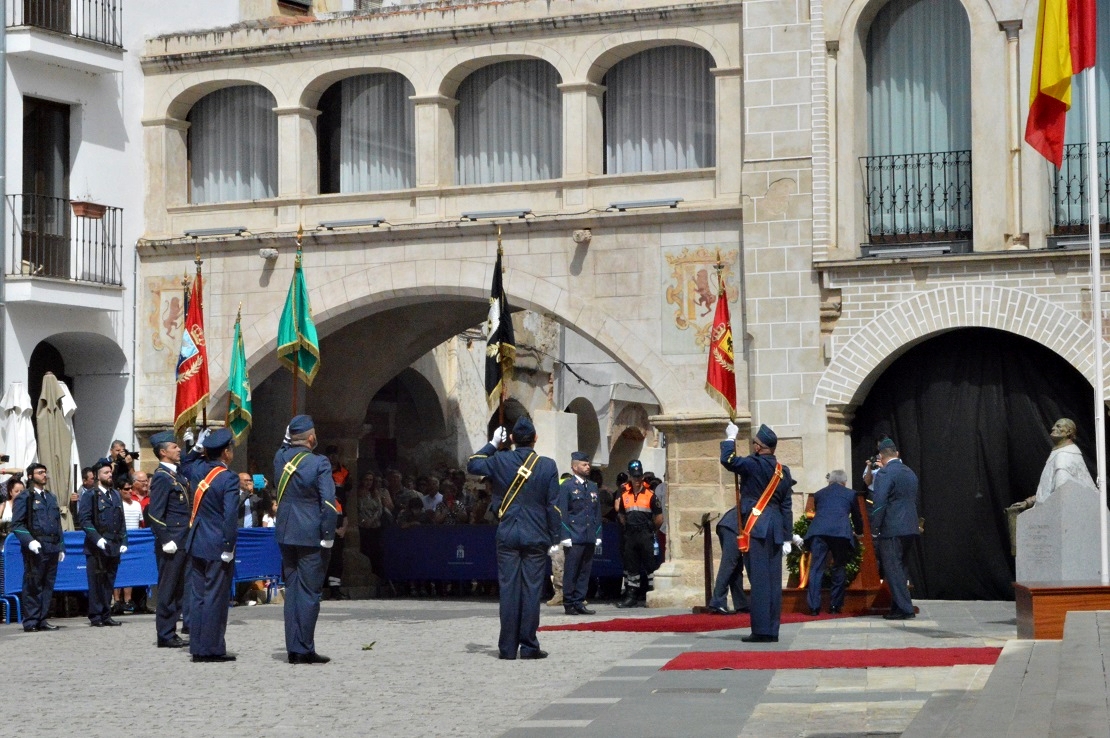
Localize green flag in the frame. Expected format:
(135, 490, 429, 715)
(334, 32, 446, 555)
(227, 310, 252, 443)
(277, 247, 321, 386)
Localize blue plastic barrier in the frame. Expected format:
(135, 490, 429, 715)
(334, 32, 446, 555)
(232, 528, 282, 584)
(3, 530, 159, 596)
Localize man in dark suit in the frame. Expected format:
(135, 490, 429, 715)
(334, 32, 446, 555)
(12, 463, 64, 632)
(237, 472, 263, 528)
(78, 458, 127, 627)
(467, 416, 560, 660)
(707, 506, 750, 615)
(147, 430, 192, 648)
(720, 423, 797, 643)
(183, 428, 240, 662)
(557, 451, 601, 616)
(273, 414, 338, 665)
(870, 438, 920, 620)
(804, 469, 863, 615)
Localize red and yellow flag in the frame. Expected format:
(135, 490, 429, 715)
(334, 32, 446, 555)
(1025, 0, 1097, 167)
(174, 270, 210, 434)
(705, 284, 737, 419)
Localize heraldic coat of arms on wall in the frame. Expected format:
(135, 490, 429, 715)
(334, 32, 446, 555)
(662, 246, 739, 354)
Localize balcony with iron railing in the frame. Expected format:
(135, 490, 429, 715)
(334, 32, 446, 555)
(5, 0, 121, 46)
(859, 150, 974, 257)
(5, 194, 123, 291)
(1052, 142, 1110, 246)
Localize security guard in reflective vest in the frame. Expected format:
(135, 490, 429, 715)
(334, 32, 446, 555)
(183, 428, 240, 662)
(467, 416, 560, 660)
(12, 463, 64, 632)
(615, 459, 662, 608)
(720, 422, 796, 643)
(78, 458, 128, 627)
(146, 430, 193, 648)
(557, 451, 601, 615)
(273, 414, 338, 665)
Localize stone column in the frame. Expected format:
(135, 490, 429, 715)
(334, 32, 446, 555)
(411, 94, 458, 220)
(141, 117, 189, 236)
(274, 106, 320, 214)
(825, 403, 855, 477)
(557, 81, 605, 178)
(712, 67, 743, 198)
(648, 413, 747, 608)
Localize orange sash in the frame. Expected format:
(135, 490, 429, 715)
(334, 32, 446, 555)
(738, 463, 783, 553)
(189, 466, 229, 526)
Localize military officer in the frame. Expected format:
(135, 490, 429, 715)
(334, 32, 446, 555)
(557, 451, 601, 615)
(615, 460, 662, 608)
(12, 463, 65, 632)
(720, 423, 797, 643)
(804, 470, 864, 615)
(707, 506, 750, 615)
(77, 458, 128, 627)
(146, 430, 193, 648)
(870, 438, 920, 620)
(467, 416, 560, 660)
(274, 414, 338, 665)
(183, 428, 240, 662)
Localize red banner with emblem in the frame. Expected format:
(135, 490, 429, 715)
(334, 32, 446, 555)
(705, 284, 737, 419)
(174, 271, 210, 434)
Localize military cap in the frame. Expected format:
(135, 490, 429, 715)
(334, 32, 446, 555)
(287, 414, 315, 436)
(511, 416, 536, 438)
(149, 430, 175, 447)
(877, 437, 897, 452)
(571, 451, 590, 462)
(755, 424, 778, 448)
(93, 457, 113, 472)
(203, 428, 234, 453)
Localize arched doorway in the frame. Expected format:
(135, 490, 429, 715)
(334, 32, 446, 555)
(362, 368, 449, 475)
(851, 328, 1105, 600)
(563, 397, 600, 459)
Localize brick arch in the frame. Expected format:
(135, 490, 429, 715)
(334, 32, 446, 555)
(154, 69, 290, 120)
(814, 285, 1105, 407)
(295, 56, 423, 109)
(578, 27, 734, 84)
(432, 41, 573, 98)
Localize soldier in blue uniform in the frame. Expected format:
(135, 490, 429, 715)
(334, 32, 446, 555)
(557, 451, 601, 616)
(77, 458, 128, 627)
(707, 506, 750, 615)
(870, 438, 920, 620)
(467, 416, 560, 660)
(720, 423, 797, 643)
(803, 469, 863, 615)
(183, 428, 240, 662)
(146, 430, 193, 648)
(12, 463, 64, 632)
(273, 414, 337, 665)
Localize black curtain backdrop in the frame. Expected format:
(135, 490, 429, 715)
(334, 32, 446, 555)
(851, 328, 1105, 600)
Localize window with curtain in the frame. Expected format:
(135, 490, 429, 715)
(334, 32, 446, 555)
(603, 46, 715, 174)
(456, 60, 562, 185)
(188, 86, 278, 204)
(318, 73, 416, 194)
(1063, 0, 1110, 145)
(864, 0, 972, 242)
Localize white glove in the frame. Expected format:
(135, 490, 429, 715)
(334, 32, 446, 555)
(792, 534, 805, 548)
(28, 540, 42, 554)
(725, 422, 739, 441)
(220, 551, 234, 563)
(547, 545, 560, 556)
(119, 545, 128, 554)
(782, 542, 792, 555)
(560, 538, 572, 548)
(96, 538, 107, 551)
(195, 427, 211, 451)
(58, 551, 65, 563)
(183, 428, 194, 445)
(491, 426, 508, 446)
(320, 539, 334, 549)
(162, 540, 178, 554)
(595, 538, 602, 546)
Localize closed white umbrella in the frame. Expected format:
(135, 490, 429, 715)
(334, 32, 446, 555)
(37, 373, 76, 531)
(1, 382, 38, 471)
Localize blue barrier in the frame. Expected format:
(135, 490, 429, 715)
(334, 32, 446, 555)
(232, 528, 283, 584)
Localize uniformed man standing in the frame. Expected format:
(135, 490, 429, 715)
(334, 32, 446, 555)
(183, 428, 240, 662)
(467, 416, 560, 660)
(274, 415, 337, 665)
(615, 459, 662, 609)
(12, 463, 64, 632)
(146, 430, 193, 648)
(720, 423, 797, 643)
(77, 458, 127, 627)
(557, 451, 601, 616)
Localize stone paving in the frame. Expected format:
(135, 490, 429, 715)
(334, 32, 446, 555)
(0, 598, 1016, 737)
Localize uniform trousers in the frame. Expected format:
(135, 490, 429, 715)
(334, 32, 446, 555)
(548, 545, 565, 596)
(281, 545, 329, 656)
(805, 536, 853, 612)
(496, 542, 547, 659)
(21, 550, 59, 629)
(709, 529, 749, 612)
(876, 536, 915, 615)
(562, 542, 595, 608)
(743, 535, 783, 637)
(186, 556, 233, 656)
(86, 552, 119, 624)
(621, 528, 656, 598)
(155, 547, 188, 642)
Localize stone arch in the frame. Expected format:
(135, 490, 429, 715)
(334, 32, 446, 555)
(814, 284, 1106, 407)
(826, 0, 997, 43)
(564, 396, 602, 458)
(296, 57, 422, 109)
(432, 42, 573, 98)
(579, 28, 734, 84)
(155, 69, 290, 121)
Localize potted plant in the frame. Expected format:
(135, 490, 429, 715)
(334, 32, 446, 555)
(70, 199, 107, 219)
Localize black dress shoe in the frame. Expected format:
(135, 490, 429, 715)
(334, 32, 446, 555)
(706, 605, 730, 615)
(735, 606, 751, 613)
(810, 609, 821, 616)
(615, 596, 639, 609)
(23, 626, 38, 632)
(498, 654, 516, 660)
(103, 618, 123, 627)
(38, 622, 60, 631)
(519, 650, 548, 660)
(192, 654, 237, 662)
(576, 606, 596, 615)
(90, 621, 105, 627)
(180, 625, 190, 635)
(288, 652, 331, 664)
(829, 607, 842, 614)
(563, 607, 580, 616)
(741, 634, 778, 643)
(883, 611, 915, 620)
(158, 636, 189, 648)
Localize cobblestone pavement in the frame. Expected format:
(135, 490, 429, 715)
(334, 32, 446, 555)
(0, 599, 1015, 737)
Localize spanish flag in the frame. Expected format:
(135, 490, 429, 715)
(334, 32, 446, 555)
(1025, 0, 1097, 167)
(705, 281, 737, 420)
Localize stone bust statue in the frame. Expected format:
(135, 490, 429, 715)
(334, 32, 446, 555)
(1007, 418, 1096, 513)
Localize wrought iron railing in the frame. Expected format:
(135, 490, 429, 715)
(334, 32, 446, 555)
(860, 150, 973, 244)
(5, 0, 122, 48)
(1053, 142, 1110, 235)
(5, 194, 123, 286)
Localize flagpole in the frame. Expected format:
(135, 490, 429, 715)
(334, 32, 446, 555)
(496, 225, 506, 440)
(229, 303, 241, 422)
(714, 252, 742, 555)
(1084, 68, 1109, 586)
(292, 227, 302, 417)
(195, 245, 207, 430)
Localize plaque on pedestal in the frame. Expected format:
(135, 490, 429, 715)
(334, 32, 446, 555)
(1016, 480, 1108, 583)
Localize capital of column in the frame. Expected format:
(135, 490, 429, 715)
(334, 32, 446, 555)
(557, 81, 606, 97)
(825, 404, 855, 433)
(273, 106, 322, 119)
(410, 94, 459, 110)
(710, 66, 743, 79)
(142, 117, 190, 131)
(998, 19, 1022, 40)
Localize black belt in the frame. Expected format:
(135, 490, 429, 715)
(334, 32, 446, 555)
(36, 534, 61, 544)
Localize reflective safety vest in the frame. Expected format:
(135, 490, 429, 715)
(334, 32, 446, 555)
(620, 484, 656, 530)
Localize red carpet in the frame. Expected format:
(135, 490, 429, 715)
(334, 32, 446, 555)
(539, 610, 859, 633)
(662, 647, 1002, 671)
